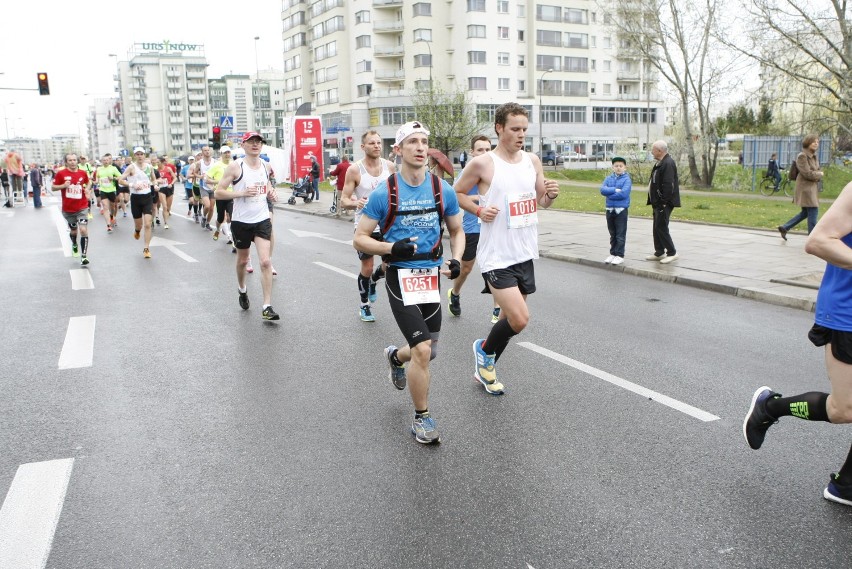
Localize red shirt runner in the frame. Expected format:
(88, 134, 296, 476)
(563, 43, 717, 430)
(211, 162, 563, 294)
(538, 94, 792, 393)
(55, 168, 90, 213)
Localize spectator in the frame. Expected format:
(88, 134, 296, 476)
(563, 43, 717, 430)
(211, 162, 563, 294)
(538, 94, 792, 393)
(767, 152, 781, 191)
(29, 163, 44, 208)
(1, 169, 10, 207)
(6, 150, 24, 204)
(328, 155, 351, 213)
(777, 134, 824, 240)
(310, 155, 320, 201)
(600, 156, 632, 265)
(646, 140, 681, 264)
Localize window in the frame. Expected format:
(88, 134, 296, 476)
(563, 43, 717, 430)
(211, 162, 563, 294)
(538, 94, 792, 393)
(467, 0, 485, 11)
(590, 59, 596, 71)
(537, 30, 561, 47)
(518, 79, 526, 92)
(414, 80, 432, 91)
(382, 107, 416, 125)
(619, 85, 631, 94)
(468, 25, 486, 38)
(468, 77, 487, 90)
(591, 36, 596, 48)
(356, 35, 371, 49)
(536, 54, 562, 71)
(356, 60, 372, 73)
(498, 78, 510, 90)
(518, 55, 526, 67)
(518, 30, 525, 42)
(497, 0, 509, 13)
(518, 3, 526, 17)
(604, 13, 612, 24)
(603, 36, 612, 49)
(498, 52, 510, 65)
(355, 10, 370, 23)
(541, 105, 586, 123)
(564, 81, 588, 96)
(565, 33, 589, 48)
(564, 57, 588, 72)
(498, 26, 509, 39)
(357, 84, 372, 97)
(536, 5, 561, 22)
(590, 83, 596, 94)
(564, 9, 587, 24)
(539, 79, 560, 95)
(603, 84, 611, 95)
(413, 3, 431, 16)
(414, 54, 433, 67)
(468, 51, 487, 64)
(592, 107, 657, 123)
(591, 12, 596, 23)
(414, 28, 432, 42)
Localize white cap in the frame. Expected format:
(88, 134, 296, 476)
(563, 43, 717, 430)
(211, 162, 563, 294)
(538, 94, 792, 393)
(394, 121, 430, 146)
(188, 156, 195, 161)
(220, 146, 232, 154)
(133, 146, 146, 154)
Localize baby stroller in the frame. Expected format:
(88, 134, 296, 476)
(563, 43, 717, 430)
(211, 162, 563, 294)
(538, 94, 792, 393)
(286, 174, 313, 205)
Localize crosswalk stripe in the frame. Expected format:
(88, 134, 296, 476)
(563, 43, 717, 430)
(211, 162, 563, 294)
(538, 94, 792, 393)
(58, 316, 96, 370)
(0, 458, 74, 569)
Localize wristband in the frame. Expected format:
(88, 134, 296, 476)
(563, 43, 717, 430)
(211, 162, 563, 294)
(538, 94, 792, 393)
(476, 206, 484, 218)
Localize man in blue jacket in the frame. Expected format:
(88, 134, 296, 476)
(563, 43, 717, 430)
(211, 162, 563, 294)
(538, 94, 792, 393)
(600, 156, 632, 265)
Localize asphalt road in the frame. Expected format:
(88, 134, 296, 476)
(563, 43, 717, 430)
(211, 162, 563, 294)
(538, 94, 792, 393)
(0, 196, 849, 568)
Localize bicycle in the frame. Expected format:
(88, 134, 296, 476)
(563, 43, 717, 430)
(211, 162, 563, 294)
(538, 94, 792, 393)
(759, 171, 792, 197)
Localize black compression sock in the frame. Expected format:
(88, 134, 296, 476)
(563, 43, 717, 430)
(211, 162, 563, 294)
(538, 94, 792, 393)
(70, 234, 78, 246)
(371, 265, 385, 282)
(415, 409, 429, 418)
(766, 392, 830, 422)
(484, 318, 519, 362)
(390, 349, 404, 367)
(80, 236, 88, 256)
(837, 443, 852, 485)
(357, 274, 370, 304)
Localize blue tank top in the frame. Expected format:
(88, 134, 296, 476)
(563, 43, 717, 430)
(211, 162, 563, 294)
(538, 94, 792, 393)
(814, 233, 852, 331)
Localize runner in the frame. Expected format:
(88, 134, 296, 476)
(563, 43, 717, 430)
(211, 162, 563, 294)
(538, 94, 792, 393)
(213, 132, 280, 321)
(52, 153, 93, 265)
(156, 155, 175, 229)
(197, 146, 216, 230)
(117, 156, 132, 217)
(119, 147, 157, 259)
(180, 155, 195, 209)
(94, 153, 122, 233)
(189, 151, 203, 222)
(453, 102, 561, 395)
(353, 121, 464, 444)
(447, 135, 502, 322)
(78, 155, 96, 219)
(206, 146, 234, 245)
(341, 130, 397, 322)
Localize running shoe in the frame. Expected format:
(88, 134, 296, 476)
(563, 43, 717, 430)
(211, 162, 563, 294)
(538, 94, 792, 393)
(743, 386, 780, 450)
(134, 229, 140, 240)
(823, 473, 852, 507)
(87, 211, 93, 219)
(491, 307, 501, 324)
(71, 244, 79, 257)
(411, 413, 441, 444)
(143, 248, 151, 259)
(226, 238, 233, 245)
(155, 218, 161, 225)
(164, 223, 169, 229)
(384, 345, 407, 390)
(360, 305, 376, 322)
(246, 262, 254, 274)
(262, 306, 280, 321)
(447, 289, 461, 317)
(80, 256, 90, 266)
(187, 208, 192, 216)
(238, 291, 250, 310)
(231, 246, 237, 254)
(107, 225, 113, 233)
(368, 282, 378, 304)
(123, 211, 128, 218)
(213, 230, 220, 241)
(272, 266, 278, 276)
(473, 339, 504, 395)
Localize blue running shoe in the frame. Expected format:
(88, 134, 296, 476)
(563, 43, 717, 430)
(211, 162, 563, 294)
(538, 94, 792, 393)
(368, 281, 378, 304)
(743, 386, 779, 450)
(384, 345, 406, 390)
(824, 473, 852, 507)
(411, 413, 441, 444)
(491, 307, 501, 324)
(360, 305, 376, 322)
(472, 339, 504, 395)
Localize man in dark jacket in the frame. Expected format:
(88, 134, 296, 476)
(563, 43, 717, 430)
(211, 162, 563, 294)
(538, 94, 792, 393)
(29, 164, 44, 208)
(310, 156, 320, 201)
(646, 140, 680, 264)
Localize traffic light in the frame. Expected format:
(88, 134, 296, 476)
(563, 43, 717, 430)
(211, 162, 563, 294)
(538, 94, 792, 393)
(211, 126, 221, 150)
(37, 72, 50, 96)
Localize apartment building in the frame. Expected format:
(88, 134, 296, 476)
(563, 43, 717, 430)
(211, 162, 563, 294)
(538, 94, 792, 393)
(281, 0, 664, 158)
(88, 98, 125, 159)
(208, 71, 288, 148)
(2, 135, 81, 166)
(114, 42, 212, 156)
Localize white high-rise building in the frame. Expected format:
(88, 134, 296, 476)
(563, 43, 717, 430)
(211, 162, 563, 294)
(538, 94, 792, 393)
(88, 98, 125, 159)
(113, 41, 212, 156)
(280, 0, 664, 158)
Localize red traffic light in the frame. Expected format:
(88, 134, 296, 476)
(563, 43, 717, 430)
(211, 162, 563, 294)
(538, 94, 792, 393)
(37, 72, 50, 96)
(212, 126, 221, 135)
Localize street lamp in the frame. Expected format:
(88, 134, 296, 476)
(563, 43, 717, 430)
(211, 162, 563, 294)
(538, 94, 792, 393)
(539, 68, 553, 158)
(415, 38, 433, 85)
(254, 37, 261, 79)
(3, 102, 15, 141)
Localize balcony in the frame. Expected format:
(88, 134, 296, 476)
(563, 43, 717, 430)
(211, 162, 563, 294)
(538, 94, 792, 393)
(372, 0, 403, 7)
(166, 70, 180, 78)
(187, 70, 205, 79)
(617, 71, 640, 81)
(167, 82, 182, 89)
(170, 128, 185, 136)
(617, 93, 640, 100)
(169, 105, 182, 112)
(374, 46, 404, 57)
(373, 20, 404, 33)
(374, 69, 406, 81)
(190, 127, 207, 136)
(170, 117, 183, 124)
(187, 93, 206, 102)
(134, 105, 148, 112)
(371, 88, 407, 98)
(189, 115, 206, 124)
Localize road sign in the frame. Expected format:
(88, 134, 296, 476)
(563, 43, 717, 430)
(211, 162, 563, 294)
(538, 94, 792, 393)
(219, 116, 234, 129)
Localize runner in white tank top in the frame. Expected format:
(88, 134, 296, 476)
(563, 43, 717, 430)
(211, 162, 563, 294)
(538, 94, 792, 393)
(453, 103, 561, 395)
(341, 130, 397, 322)
(119, 148, 157, 257)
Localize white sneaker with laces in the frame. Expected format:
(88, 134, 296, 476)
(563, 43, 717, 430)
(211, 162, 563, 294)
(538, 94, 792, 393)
(604, 255, 614, 264)
(659, 253, 679, 264)
(611, 256, 624, 265)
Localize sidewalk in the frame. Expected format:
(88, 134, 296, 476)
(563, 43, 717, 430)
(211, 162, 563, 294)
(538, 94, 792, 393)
(276, 191, 824, 312)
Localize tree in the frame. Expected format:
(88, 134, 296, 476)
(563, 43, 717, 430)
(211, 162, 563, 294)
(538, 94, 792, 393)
(723, 0, 852, 138)
(612, 0, 744, 188)
(410, 83, 490, 157)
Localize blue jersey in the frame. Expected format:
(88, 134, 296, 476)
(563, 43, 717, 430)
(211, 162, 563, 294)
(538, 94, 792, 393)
(363, 172, 460, 269)
(181, 165, 192, 189)
(815, 233, 852, 331)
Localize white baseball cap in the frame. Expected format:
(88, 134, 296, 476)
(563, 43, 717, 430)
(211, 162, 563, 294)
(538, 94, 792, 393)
(395, 121, 430, 146)
(220, 146, 232, 154)
(133, 146, 146, 154)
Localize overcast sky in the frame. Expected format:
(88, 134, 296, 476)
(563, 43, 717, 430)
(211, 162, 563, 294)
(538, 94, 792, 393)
(2, 1, 284, 140)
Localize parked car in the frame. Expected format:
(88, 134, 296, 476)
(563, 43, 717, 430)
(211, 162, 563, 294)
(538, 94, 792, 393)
(590, 151, 611, 161)
(562, 151, 587, 161)
(538, 151, 564, 166)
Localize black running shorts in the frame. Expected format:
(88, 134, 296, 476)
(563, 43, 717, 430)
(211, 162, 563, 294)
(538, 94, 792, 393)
(357, 230, 384, 261)
(462, 232, 479, 262)
(386, 266, 442, 348)
(483, 259, 536, 295)
(216, 199, 233, 224)
(809, 324, 852, 365)
(231, 219, 272, 249)
(130, 193, 153, 219)
(159, 186, 174, 198)
(100, 191, 117, 202)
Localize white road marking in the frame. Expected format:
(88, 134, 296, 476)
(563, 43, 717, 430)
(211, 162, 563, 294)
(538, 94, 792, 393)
(58, 316, 96, 370)
(518, 342, 720, 422)
(148, 236, 198, 263)
(289, 228, 352, 245)
(314, 261, 357, 279)
(0, 458, 74, 569)
(0, 210, 13, 218)
(69, 269, 94, 290)
(50, 206, 71, 257)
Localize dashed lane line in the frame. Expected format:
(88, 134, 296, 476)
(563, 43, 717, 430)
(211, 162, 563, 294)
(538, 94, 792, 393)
(314, 261, 357, 279)
(69, 269, 94, 290)
(58, 316, 96, 370)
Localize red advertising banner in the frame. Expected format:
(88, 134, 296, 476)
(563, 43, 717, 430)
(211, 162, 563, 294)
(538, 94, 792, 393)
(290, 117, 323, 183)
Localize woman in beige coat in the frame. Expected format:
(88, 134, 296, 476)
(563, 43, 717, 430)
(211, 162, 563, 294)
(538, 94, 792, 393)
(778, 134, 824, 240)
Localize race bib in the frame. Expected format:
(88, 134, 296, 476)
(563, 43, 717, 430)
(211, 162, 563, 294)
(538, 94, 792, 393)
(506, 191, 538, 229)
(133, 180, 150, 193)
(66, 184, 83, 199)
(249, 182, 267, 202)
(99, 177, 112, 186)
(399, 267, 440, 306)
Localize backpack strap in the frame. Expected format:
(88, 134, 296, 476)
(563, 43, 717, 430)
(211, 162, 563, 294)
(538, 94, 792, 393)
(382, 173, 445, 262)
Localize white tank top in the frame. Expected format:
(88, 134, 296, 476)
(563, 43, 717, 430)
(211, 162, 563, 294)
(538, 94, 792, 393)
(198, 158, 215, 190)
(127, 163, 153, 195)
(231, 159, 271, 223)
(353, 159, 391, 227)
(477, 151, 540, 272)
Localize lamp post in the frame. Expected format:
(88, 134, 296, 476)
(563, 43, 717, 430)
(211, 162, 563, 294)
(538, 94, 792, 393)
(254, 36, 261, 79)
(3, 102, 15, 141)
(539, 68, 553, 157)
(415, 38, 433, 85)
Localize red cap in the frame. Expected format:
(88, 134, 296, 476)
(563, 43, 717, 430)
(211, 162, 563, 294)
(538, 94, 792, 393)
(241, 131, 265, 143)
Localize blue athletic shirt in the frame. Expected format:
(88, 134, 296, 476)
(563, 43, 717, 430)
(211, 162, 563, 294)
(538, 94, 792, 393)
(362, 172, 460, 269)
(814, 233, 852, 331)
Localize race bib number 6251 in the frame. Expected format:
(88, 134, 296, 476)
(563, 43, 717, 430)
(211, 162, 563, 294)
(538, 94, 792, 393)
(399, 267, 440, 306)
